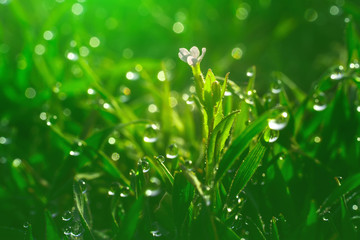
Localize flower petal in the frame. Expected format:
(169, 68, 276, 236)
(198, 48, 206, 63)
(178, 48, 191, 62)
(190, 46, 200, 58)
(187, 56, 197, 66)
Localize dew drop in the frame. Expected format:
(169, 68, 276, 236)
(312, 91, 327, 111)
(268, 107, 289, 130)
(69, 150, 80, 156)
(120, 186, 130, 197)
(349, 59, 360, 69)
(330, 66, 344, 80)
(78, 179, 87, 194)
(70, 221, 84, 237)
(46, 115, 57, 126)
(23, 222, 30, 229)
(244, 90, 255, 105)
(138, 157, 150, 173)
(166, 143, 179, 159)
(145, 177, 161, 197)
(63, 226, 72, 236)
(184, 160, 193, 171)
(143, 124, 159, 143)
(264, 128, 280, 143)
(62, 210, 73, 221)
(156, 155, 165, 164)
(246, 67, 255, 77)
(270, 79, 282, 94)
(202, 185, 211, 206)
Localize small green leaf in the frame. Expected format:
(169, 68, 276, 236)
(207, 111, 239, 181)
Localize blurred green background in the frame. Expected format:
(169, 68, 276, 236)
(1, 0, 360, 238)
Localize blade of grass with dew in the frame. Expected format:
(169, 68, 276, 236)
(155, 155, 174, 185)
(274, 71, 306, 103)
(318, 172, 360, 214)
(346, 19, 359, 64)
(73, 180, 95, 240)
(271, 217, 280, 240)
(215, 110, 276, 183)
(226, 138, 267, 202)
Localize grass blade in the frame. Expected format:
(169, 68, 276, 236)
(226, 138, 267, 202)
(215, 110, 275, 183)
(318, 172, 360, 214)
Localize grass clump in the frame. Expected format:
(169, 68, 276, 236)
(1, 1, 360, 240)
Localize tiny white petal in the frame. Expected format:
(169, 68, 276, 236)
(179, 48, 190, 56)
(190, 46, 200, 58)
(198, 48, 206, 62)
(178, 52, 188, 62)
(187, 56, 197, 66)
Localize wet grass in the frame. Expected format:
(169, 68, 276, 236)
(1, 1, 360, 239)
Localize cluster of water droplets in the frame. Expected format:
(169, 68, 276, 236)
(226, 192, 247, 214)
(108, 182, 130, 198)
(62, 209, 85, 238)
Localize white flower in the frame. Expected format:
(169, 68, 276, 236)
(178, 46, 206, 67)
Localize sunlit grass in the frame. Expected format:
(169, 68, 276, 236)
(1, 1, 360, 240)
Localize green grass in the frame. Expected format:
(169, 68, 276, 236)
(1, 0, 360, 239)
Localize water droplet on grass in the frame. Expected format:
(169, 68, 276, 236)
(350, 59, 360, 69)
(270, 79, 282, 94)
(145, 177, 161, 197)
(184, 160, 193, 170)
(23, 222, 30, 229)
(156, 155, 165, 163)
(69, 150, 80, 156)
(78, 179, 87, 194)
(70, 221, 84, 237)
(63, 226, 72, 236)
(312, 92, 327, 111)
(264, 128, 279, 143)
(330, 66, 344, 80)
(120, 186, 130, 197)
(143, 124, 159, 143)
(245, 90, 255, 105)
(268, 107, 289, 130)
(166, 143, 179, 159)
(138, 157, 150, 173)
(62, 210, 73, 221)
